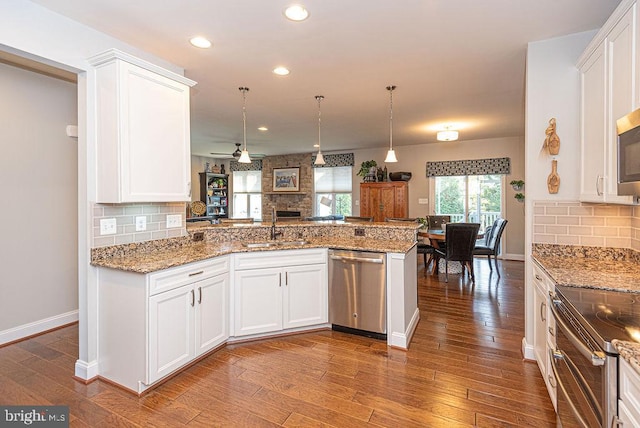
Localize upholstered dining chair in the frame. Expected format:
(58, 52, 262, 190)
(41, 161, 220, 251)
(435, 223, 480, 283)
(473, 218, 508, 276)
(385, 217, 435, 270)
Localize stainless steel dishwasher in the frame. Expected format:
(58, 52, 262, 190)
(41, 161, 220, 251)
(328, 249, 386, 339)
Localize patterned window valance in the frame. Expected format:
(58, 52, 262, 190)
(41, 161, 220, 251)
(229, 159, 263, 172)
(426, 157, 510, 177)
(312, 153, 354, 168)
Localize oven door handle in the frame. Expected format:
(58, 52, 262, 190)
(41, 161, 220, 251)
(549, 293, 606, 366)
(549, 349, 593, 428)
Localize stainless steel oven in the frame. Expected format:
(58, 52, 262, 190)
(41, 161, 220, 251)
(549, 285, 640, 428)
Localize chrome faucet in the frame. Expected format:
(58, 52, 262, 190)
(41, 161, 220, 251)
(271, 208, 282, 240)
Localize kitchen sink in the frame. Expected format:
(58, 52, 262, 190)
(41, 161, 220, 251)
(243, 240, 309, 248)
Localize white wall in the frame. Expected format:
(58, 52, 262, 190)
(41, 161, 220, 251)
(0, 0, 187, 379)
(350, 135, 525, 257)
(0, 62, 78, 342)
(523, 30, 596, 359)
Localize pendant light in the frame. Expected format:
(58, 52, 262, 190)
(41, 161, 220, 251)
(384, 85, 398, 163)
(314, 95, 325, 165)
(238, 87, 252, 163)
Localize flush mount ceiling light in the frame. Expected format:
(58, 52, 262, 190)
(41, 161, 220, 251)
(437, 125, 459, 141)
(384, 85, 398, 163)
(273, 66, 290, 76)
(238, 87, 252, 163)
(314, 95, 325, 165)
(257, 126, 268, 131)
(189, 36, 211, 49)
(284, 5, 309, 21)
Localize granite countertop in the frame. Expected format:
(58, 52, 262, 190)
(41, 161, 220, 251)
(532, 254, 640, 292)
(613, 339, 640, 373)
(92, 237, 415, 274)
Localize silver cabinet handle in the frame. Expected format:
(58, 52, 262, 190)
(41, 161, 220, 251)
(189, 270, 204, 277)
(596, 175, 603, 196)
(285, 271, 288, 286)
(535, 274, 542, 281)
(549, 293, 605, 366)
(329, 255, 383, 264)
(540, 301, 546, 323)
(198, 286, 202, 304)
(548, 326, 554, 337)
(279, 272, 282, 287)
(190, 289, 195, 307)
(547, 373, 556, 388)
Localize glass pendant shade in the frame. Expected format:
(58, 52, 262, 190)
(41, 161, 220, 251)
(314, 151, 325, 165)
(238, 149, 251, 163)
(238, 86, 252, 164)
(384, 149, 398, 163)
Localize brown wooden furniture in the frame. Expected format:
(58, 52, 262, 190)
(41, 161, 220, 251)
(359, 181, 408, 222)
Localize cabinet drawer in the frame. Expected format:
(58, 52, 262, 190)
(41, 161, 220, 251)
(532, 262, 551, 290)
(620, 358, 640, 423)
(149, 256, 229, 296)
(234, 248, 327, 271)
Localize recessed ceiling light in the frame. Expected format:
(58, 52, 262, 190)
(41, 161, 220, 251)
(284, 5, 309, 21)
(273, 66, 290, 76)
(189, 36, 211, 49)
(258, 126, 268, 131)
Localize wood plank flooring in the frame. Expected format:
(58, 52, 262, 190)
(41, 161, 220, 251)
(0, 259, 556, 427)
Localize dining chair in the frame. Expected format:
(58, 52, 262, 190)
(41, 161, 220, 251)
(435, 223, 480, 283)
(385, 218, 435, 270)
(428, 215, 451, 230)
(473, 218, 508, 275)
(345, 216, 374, 222)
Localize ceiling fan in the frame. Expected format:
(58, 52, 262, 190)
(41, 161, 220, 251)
(209, 143, 265, 159)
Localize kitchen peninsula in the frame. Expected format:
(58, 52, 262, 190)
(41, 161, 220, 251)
(91, 221, 419, 394)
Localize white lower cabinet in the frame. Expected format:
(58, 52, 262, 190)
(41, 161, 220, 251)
(619, 357, 640, 427)
(147, 272, 229, 384)
(98, 256, 229, 393)
(233, 249, 328, 337)
(531, 261, 557, 410)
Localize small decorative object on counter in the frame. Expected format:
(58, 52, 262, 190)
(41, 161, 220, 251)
(376, 167, 384, 182)
(542, 117, 560, 155)
(383, 166, 388, 181)
(547, 159, 560, 194)
(204, 161, 211, 172)
(220, 164, 225, 174)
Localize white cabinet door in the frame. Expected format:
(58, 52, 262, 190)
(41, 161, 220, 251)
(283, 264, 328, 330)
(607, 5, 637, 203)
(234, 267, 283, 336)
(90, 50, 195, 203)
(194, 273, 229, 356)
(619, 400, 640, 428)
(148, 284, 195, 383)
(580, 42, 607, 202)
(532, 280, 548, 371)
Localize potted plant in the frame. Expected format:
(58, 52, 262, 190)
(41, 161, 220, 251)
(357, 160, 377, 180)
(510, 180, 525, 191)
(514, 193, 525, 202)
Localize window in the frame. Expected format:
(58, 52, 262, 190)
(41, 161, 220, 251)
(432, 174, 502, 231)
(232, 170, 262, 220)
(314, 166, 352, 217)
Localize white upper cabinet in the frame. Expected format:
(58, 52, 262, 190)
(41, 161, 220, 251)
(89, 49, 196, 203)
(578, 2, 637, 204)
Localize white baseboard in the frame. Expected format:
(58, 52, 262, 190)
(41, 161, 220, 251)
(502, 253, 525, 261)
(522, 337, 535, 361)
(389, 307, 420, 349)
(0, 310, 78, 346)
(75, 358, 99, 380)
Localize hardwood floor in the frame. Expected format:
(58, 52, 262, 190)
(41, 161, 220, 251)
(0, 259, 556, 427)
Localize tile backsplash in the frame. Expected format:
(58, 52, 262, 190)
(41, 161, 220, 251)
(533, 201, 640, 251)
(92, 202, 187, 248)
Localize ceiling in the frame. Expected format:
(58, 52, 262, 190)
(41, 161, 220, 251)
(31, 0, 621, 158)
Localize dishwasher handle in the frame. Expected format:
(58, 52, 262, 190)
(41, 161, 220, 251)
(330, 255, 384, 264)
